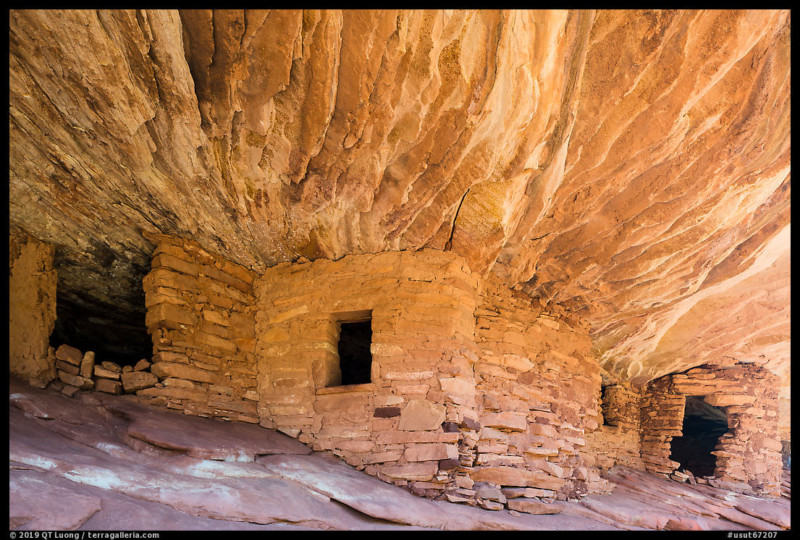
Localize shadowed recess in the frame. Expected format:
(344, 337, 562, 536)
(670, 396, 729, 478)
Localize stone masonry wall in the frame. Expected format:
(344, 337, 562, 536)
(253, 250, 628, 508)
(9, 230, 58, 388)
(254, 250, 480, 498)
(639, 376, 684, 475)
(584, 382, 646, 473)
(136, 235, 783, 505)
(640, 364, 782, 498)
(469, 276, 609, 504)
(140, 234, 259, 423)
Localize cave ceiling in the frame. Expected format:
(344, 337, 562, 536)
(8, 10, 790, 391)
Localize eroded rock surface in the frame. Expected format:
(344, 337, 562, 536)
(8, 377, 790, 531)
(8, 11, 790, 416)
(9, 230, 58, 387)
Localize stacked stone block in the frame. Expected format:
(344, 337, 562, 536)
(129, 234, 785, 506)
(254, 250, 481, 499)
(471, 276, 606, 503)
(640, 364, 782, 497)
(584, 382, 646, 473)
(600, 384, 640, 429)
(54, 345, 94, 395)
(121, 359, 159, 393)
(140, 234, 259, 423)
(49, 344, 158, 398)
(12, 230, 787, 507)
(93, 359, 123, 395)
(639, 377, 685, 474)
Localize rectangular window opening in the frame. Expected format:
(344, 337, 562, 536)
(336, 315, 373, 386)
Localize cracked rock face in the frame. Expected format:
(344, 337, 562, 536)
(8, 10, 790, 410)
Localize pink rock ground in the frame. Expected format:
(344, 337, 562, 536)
(8, 377, 790, 531)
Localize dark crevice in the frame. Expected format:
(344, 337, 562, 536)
(600, 385, 615, 426)
(444, 188, 471, 251)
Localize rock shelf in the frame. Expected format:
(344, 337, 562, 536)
(9, 377, 790, 531)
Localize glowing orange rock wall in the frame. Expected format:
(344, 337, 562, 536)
(9, 231, 58, 388)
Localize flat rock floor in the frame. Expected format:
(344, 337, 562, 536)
(9, 377, 791, 531)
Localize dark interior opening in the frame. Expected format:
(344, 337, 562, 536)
(669, 395, 729, 477)
(600, 385, 615, 426)
(781, 440, 791, 469)
(48, 245, 153, 367)
(50, 299, 151, 367)
(49, 282, 152, 368)
(337, 320, 373, 386)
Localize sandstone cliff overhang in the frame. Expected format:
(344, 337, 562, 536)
(8, 10, 790, 424)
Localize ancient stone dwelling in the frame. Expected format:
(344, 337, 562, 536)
(9, 9, 790, 514)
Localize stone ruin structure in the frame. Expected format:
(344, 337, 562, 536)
(10, 229, 788, 507)
(8, 9, 791, 519)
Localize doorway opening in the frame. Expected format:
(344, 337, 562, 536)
(669, 395, 728, 477)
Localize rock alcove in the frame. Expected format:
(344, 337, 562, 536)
(50, 290, 151, 368)
(8, 8, 791, 529)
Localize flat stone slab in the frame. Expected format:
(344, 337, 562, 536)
(10, 470, 102, 530)
(90, 392, 312, 460)
(734, 498, 791, 529)
(9, 408, 403, 530)
(257, 453, 613, 530)
(7, 377, 791, 531)
(597, 466, 785, 531)
(507, 498, 562, 515)
(78, 485, 313, 531)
